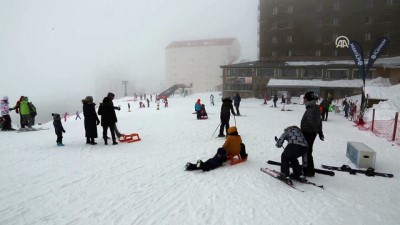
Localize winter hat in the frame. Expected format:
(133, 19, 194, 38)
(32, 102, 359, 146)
(227, 126, 238, 135)
(197, 99, 201, 103)
(85, 96, 93, 102)
(107, 92, 115, 99)
(2, 96, 8, 101)
(51, 113, 61, 120)
(304, 91, 318, 101)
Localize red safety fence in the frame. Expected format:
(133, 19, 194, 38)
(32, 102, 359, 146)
(355, 109, 400, 145)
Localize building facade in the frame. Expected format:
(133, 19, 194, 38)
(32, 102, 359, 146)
(165, 38, 240, 93)
(221, 0, 400, 99)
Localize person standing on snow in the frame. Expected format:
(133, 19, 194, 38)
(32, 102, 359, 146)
(82, 96, 100, 145)
(301, 91, 324, 177)
(233, 92, 241, 116)
(218, 97, 236, 137)
(52, 113, 66, 146)
(98, 96, 118, 145)
(0, 96, 15, 131)
(320, 97, 331, 121)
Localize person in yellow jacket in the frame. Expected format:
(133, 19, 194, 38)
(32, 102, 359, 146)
(223, 126, 247, 159)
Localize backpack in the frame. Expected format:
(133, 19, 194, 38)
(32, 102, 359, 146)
(28, 102, 37, 116)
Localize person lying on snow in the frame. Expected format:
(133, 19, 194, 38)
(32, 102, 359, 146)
(185, 126, 248, 171)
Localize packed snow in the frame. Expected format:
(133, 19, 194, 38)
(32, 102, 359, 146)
(1, 90, 400, 225)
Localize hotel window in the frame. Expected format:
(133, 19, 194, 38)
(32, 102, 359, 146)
(366, 0, 374, 7)
(272, 51, 277, 57)
(365, 33, 371, 41)
(333, 1, 340, 10)
(287, 20, 293, 28)
(257, 68, 275, 77)
(304, 68, 322, 78)
(327, 69, 348, 79)
(272, 22, 277, 29)
(272, 36, 278, 44)
(332, 34, 338, 42)
(315, 50, 321, 57)
(281, 68, 297, 78)
(365, 16, 372, 24)
(387, 0, 393, 5)
(333, 18, 339, 26)
(332, 50, 338, 57)
(287, 50, 292, 57)
(287, 35, 293, 43)
(272, 7, 278, 15)
(288, 6, 293, 14)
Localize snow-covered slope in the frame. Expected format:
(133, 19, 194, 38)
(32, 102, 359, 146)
(1, 92, 399, 225)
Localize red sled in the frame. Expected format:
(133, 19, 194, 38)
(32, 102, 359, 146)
(119, 133, 141, 143)
(227, 154, 247, 165)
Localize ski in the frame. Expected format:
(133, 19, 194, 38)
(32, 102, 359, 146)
(16, 127, 50, 133)
(321, 164, 393, 178)
(267, 160, 335, 176)
(260, 168, 304, 192)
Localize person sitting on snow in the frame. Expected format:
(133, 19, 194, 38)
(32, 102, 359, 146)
(194, 99, 202, 119)
(199, 104, 208, 119)
(185, 126, 247, 172)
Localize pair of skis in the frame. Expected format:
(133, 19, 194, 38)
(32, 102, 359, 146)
(260, 167, 324, 192)
(267, 160, 335, 176)
(321, 165, 394, 178)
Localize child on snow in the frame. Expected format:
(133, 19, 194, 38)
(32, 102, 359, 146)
(185, 126, 247, 171)
(275, 125, 308, 182)
(52, 113, 66, 146)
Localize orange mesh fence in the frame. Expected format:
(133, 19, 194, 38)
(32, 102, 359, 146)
(355, 115, 400, 145)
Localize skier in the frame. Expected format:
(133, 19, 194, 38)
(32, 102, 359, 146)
(301, 91, 324, 177)
(320, 97, 331, 121)
(64, 112, 69, 122)
(52, 113, 66, 146)
(218, 97, 236, 137)
(275, 125, 308, 182)
(147, 98, 150, 108)
(210, 94, 215, 106)
(75, 111, 81, 120)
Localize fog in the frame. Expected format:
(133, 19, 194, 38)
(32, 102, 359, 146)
(0, 0, 258, 124)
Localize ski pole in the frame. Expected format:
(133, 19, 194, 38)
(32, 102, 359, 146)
(211, 122, 221, 138)
(233, 114, 237, 127)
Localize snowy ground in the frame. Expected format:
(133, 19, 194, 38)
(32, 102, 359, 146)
(1, 92, 400, 225)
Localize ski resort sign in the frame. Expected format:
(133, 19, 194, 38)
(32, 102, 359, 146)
(335, 36, 349, 48)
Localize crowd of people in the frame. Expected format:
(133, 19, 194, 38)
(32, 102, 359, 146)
(0, 95, 37, 131)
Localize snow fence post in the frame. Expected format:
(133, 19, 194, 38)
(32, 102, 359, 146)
(393, 112, 398, 142)
(372, 109, 375, 132)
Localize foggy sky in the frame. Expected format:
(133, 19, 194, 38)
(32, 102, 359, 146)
(0, 0, 259, 124)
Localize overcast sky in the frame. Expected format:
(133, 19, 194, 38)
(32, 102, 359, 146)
(0, 0, 259, 123)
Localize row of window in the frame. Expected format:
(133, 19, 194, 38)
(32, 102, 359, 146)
(227, 68, 376, 79)
(271, 0, 394, 15)
(270, 32, 381, 44)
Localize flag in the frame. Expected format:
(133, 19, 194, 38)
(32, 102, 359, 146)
(349, 41, 366, 86)
(366, 37, 390, 73)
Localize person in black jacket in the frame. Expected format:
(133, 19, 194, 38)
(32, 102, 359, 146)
(98, 97, 118, 145)
(82, 96, 100, 145)
(233, 93, 241, 115)
(301, 91, 324, 177)
(218, 97, 236, 137)
(320, 98, 331, 121)
(52, 113, 65, 146)
(185, 148, 227, 172)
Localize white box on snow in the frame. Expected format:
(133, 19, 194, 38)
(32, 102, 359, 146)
(346, 142, 376, 168)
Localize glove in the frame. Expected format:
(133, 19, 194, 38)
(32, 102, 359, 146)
(63, 130, 66, 133)
(118, 106, 121, 111)
(318, 132, 324, 141)
(96, 120, 100, 125)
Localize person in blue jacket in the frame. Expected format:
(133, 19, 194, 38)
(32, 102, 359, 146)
(194, 99, 202, 119)
(52, 113, 66, 146)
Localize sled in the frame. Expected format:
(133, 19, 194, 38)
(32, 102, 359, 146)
(119, 133, 141, 143)
(227, 154, 247, 165)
